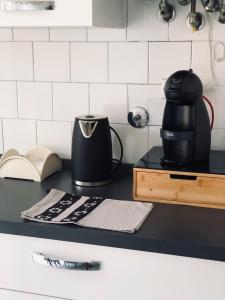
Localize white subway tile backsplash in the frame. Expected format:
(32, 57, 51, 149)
(90, 84, 127, 124)
(0, 28, 13, 41)
(111, 124, 148, 164)
(149, 42, 191, 84)
(211, 129, 225, 150)
(71, 42, 108, 83)
(109, 42, 148, 84)
(191, 42, 212, 87)
(148, 126, 162, 149)
(192, 41, 225, 87)
(212, 17, 225, 41)
(53, 83, 89, 121)
(128, 84, 165, 126)
(34, 42, 70, 82)
(13, 28, 49, 41)
(0, 82, 17, 118)
(87, 28, 126, 41)
(0, 3, 225, 163)
(0, 120, 3, 153)
(204, 86, 225, 129)
(169, 0, 208, 41)
(211, 44, 225, 86)
(127, 0, 168, 41)
(37, 121, 71, 158)
(17, 82, 52, 120)
(50, 28, 86, 41)
(3, 119, 36, 154)
(0, 42, 33, 80)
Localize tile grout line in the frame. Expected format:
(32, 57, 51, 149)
(48, 27, 50, 41)
(51, 82, 54, 120)
(0, 117, 76, 123)
(3, 77, 222, 87)
(147, 124, 150, 152)
(69, 41, 72, 83)
(147, 42, 150, 84)
(35, 119, 38, 146)
(0, 77, 220, 87)
(85, 27, 88, 41)
(31, 42, 35, 81)
(125, 0, 128, 41)
(15, 81, 19, 118)
(0, 40, 210, 43)
(126, 83, 129, 118)
(0, 79, 171, 85)
(10, 118, 74, 124)
(1, 118, 4, 153)
(88, 83, 91, 115)
(167, 22, 169, 42)
(107, 42, 110, 83)
(12, 27, 15, 41)
(0, 116, 136, 127)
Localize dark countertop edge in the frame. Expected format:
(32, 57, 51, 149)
(2, 220, 225, 263)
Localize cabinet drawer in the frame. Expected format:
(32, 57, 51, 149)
(134, 169, 225, 209)
(0, 0, 124, 27)
(1, 234, 225, 300)
(0, 288, 65, 300)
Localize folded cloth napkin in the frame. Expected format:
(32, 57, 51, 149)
(21, 189, 153, 233)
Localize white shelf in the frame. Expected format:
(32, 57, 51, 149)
(0, 0, 125, 27)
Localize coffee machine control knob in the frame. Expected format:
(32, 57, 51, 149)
(128, 107, 149, 128)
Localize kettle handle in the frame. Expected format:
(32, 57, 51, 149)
(110, 126, 123, 174)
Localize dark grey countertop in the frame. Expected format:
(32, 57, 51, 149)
(1, 164, 225, 262)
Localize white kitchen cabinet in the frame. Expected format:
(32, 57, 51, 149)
(0, 288, 66, 300)
(0, 0, 125, 27)
(1, 233, 225, 300)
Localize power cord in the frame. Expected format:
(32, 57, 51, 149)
(203, 95, 215, 130)
(201, 1, 215, 90)
(110, 126, 124, 175)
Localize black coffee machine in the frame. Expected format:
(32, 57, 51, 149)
(160, 69, 211, 166)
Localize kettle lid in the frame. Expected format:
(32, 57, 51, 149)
(76, 114, 108, 121)
(75, 114, 109, 139)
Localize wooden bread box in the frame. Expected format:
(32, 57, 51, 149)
(133, 147, 225, 210)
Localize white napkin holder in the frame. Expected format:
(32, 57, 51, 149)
(0, 147, 62, 182)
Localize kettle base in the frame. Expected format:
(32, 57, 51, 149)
(73, 179, 112, 187)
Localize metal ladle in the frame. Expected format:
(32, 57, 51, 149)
(158, 0, 176, 22)
(186, 0, 205, 31)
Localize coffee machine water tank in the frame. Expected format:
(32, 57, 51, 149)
(160, 69, 211, 166)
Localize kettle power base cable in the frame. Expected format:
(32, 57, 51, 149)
(203, 95, 214, 130)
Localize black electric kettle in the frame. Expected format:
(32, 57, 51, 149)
(71, 115, 123, 187)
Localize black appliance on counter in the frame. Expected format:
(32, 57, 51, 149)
(160, 69, 211, 166)
(72, 115, 123, 187)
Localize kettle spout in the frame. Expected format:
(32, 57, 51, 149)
(79, 120, 98, 139)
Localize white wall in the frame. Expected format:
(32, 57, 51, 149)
(0, 0, 224, 163)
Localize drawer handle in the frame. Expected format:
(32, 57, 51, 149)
(170, 174, 197, 181)
(32, 252, 101, 271)
(0, 1, 55, 11)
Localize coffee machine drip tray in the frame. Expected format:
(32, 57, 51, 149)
(133, 147, 225, 210)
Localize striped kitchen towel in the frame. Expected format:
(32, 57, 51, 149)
(21, 189, 153, 233)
